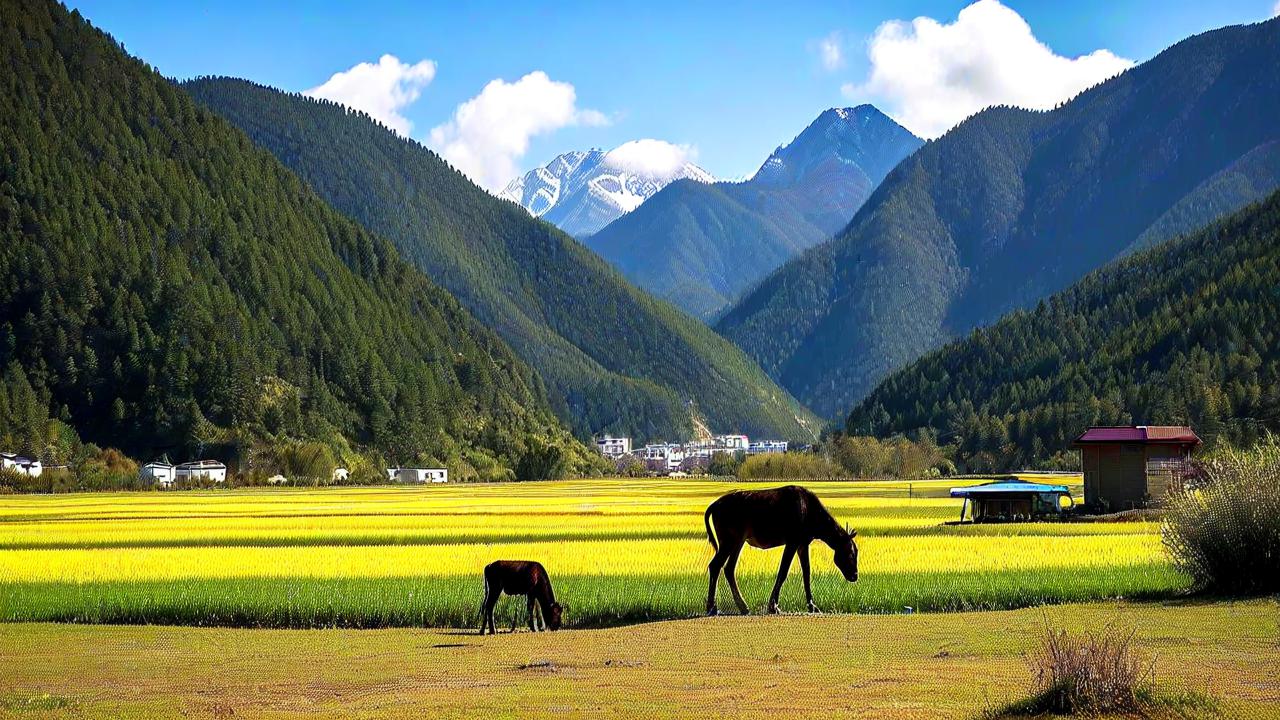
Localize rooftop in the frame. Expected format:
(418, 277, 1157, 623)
(1074, 426, 1201, 445)
(950, 481, 1071, 498)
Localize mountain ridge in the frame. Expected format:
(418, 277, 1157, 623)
(501, 144, 714, 237)
(0, 0, 592, 479)
(585, 106, 923, 319)
(185, 77, 818, 444)
(716, 17, 1280, 418)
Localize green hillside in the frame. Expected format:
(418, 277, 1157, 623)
(184, 78, 818, 443)
(586, 106, 921, 320)
(717, 18, 1280, 419)
(847, 190, 1280, 471)
(0, 0, 593, 478)
(586, 179, 828, 320)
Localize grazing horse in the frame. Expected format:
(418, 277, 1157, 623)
(479, 560, 563, 635)
(704, 485, 858, 615)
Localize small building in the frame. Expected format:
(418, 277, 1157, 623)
(714, 435, 749, 451)
(950, 481, 1072, 522)
(1, 452, 42, 477)
(174, 460, 227, 483)
(639, 444, 684, 474)
(391, 467, 448, 483)
(595, 436, 632, 458)
(139, 458, 175, 487)
(332, 467, 350, 483)
(1073, 426, 1201, 509)
(747, 440, 788, 455)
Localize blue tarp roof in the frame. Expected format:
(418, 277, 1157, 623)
(950, 481, 1071, 498)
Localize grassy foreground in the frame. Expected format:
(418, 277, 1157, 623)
(1, 600, 1277, 719)
(0, 479, 1189, 628)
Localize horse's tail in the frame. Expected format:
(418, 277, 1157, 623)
(704, 503, 718, 551)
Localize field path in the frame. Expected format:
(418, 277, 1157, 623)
(2, 600, 1277, 719)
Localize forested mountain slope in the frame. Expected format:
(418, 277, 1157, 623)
(587, 107, 921, 320)
(847, 190, 1280, 471)
(184, 78, 817, 443)
(0, 0, 590, 477)
(717, 18, 1280, 418)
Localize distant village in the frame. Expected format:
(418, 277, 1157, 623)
(594, 434, 791, 475)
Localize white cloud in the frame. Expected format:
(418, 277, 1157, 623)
(429, 71, 608, 191)
(846, 0, 1134, 138)
(1273, 0, 1279, 17)
(817, 32, 845, 71)
(602, 139, 698, 179)
(305, 54, 436, 137)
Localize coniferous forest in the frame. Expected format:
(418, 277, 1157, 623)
(182, 77, 818, 445)
(0, 0, 599, 480)
(846, 191, 1280, 471)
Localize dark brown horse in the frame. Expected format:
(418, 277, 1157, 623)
(704, 485, 858, 615)
(479, 560, 563, 634)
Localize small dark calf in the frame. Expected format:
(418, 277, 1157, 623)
(479, 560, 563, 635)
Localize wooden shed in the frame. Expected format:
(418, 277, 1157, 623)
(1073, 426, 1200, 510)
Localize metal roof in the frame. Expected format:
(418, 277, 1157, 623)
(950, 481, 1071, 497)
(1073, 426, 1201, 445)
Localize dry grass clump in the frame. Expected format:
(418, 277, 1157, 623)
(991, 621, 1218, 719)
(1025, 623, 1151, 715)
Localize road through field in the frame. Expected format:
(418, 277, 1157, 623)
(1, 600, 1277, 719)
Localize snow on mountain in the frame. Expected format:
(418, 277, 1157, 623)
(501, 141, 713, 237)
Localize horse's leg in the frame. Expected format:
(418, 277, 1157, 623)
(527, 595, 538, 632)
(766, 544, 797, 614)
(481, 586, 498, 635)
(724, 545, 750, 615)
(706, 544, 732, 616)
(799, 543, 819, 613)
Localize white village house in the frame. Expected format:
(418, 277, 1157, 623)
(174, 460, 226, 483)
(139, 459, 175, 487)
(0, 452, 42, 477)
(387, 467, 448, 483)
(595, 436, 632, 458)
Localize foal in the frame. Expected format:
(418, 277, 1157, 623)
(704, 485, 858, 615)
(479, 560, 563, 635)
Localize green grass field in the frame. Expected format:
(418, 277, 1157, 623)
(0, 478, 1191, 628)
(2, 600, 1277, 719)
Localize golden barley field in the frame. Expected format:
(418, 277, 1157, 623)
(0, 478, 1187, 628)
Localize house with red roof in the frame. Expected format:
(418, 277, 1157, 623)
(1073, 426, 1201, 510)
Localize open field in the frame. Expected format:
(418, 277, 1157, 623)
(0, 478, 1189, 628)
(1, 600, 1277, 719)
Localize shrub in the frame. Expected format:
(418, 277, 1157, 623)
(993, 621, 1218, 719)
(1162, 438, 1280, 594)
(1026, 623, 1150, 715)
(737, 452, 843, 480)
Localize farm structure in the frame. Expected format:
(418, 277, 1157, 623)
(173, 460, 227, 483)
(949, 481, 1071, 522)
(388, 467, 449, 483)
(1073, 426, 1200, 509)
(0, 452, 42, 477)
(139, 459, 174, 486)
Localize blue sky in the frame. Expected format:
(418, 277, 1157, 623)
(69, 0, 1277, 187)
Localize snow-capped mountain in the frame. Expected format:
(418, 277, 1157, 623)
(501, 141, 714, 237)
(584, 106, 923, 320)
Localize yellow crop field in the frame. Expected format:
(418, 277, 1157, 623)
(0, 478, 1186, 628)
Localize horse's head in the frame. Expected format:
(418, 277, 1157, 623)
(833, 528, 859, 582)
(547, 602, 564, 630)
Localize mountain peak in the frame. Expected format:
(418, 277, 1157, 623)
(751, 105, 922, 188)
(501, 142, 713, 236)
